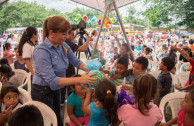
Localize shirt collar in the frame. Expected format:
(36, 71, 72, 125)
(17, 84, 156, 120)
(44, 37, 62, 49)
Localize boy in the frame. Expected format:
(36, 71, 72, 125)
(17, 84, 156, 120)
(105, 57, 130, 86)
(135, 41, 142, 51)
(157, 57, 175, 100)
(159, 46, 168, 58)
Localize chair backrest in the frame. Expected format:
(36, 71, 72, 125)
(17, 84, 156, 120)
(27, 73, 32, 95)
(174, 71, 190, 87)
(149, 70, 161, 79)
(179, 62, 190, 73)
(23, 101, 57, 126)
(13, 69, 28, 87)
(18, 87, 32, 104)
(159, 92, 186, 122)
(10, 63, 15, 70)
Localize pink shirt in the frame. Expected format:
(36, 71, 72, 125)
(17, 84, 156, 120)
(184, 59, 194, 88)
(177, 109, 194, 126)
(118, 104, 163, 126)
(3, 50, 14, 64)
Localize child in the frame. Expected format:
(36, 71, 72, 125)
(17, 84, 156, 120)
(82, 78, 119, 126)
(67, 74, 90, 126)
(159, 46, 168, 58)
(3, 43, 15, 65)
(0, 64, 20, 87)
(118, 74, 163, 126)
(160, 90, 194, 126)
(8, 105, 44, 126)
(171, 46, 194, 91)
(157, 57, 175, 100)
(135, 41, 142, 51)
(0, 85, 22, 126)
(107, 57, 130, 86)
(144, 47, 153, 61)
(97, 52, 106, 66)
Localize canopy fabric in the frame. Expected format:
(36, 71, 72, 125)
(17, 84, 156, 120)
(0, 0, 8, 5)
(70, 0, 139, 12)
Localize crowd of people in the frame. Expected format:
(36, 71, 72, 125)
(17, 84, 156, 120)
(0, 15, 194, 126)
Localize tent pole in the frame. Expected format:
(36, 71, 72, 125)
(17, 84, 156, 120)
(112, 0, 134, 61)
(91, 4, 109, 59)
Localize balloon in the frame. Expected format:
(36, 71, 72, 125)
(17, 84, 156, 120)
(98, 19, 101, 25)
(106, 24, 110, 28)
(83, 15, 88, 23)
(98, 15, 110, 29)
(110, 18, 114, 23)
(76, 14, 81, 19)
(115, 17, 119, 22)
(91, 18, 97, 22)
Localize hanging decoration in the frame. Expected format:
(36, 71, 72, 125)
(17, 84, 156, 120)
(76, 14, 81, 19)
(98, 15, 110, 29)
(83, 15, 88, 23)
(115, 17, 119, 22)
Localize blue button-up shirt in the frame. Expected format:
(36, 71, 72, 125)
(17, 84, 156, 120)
(32, 38, 82, 90)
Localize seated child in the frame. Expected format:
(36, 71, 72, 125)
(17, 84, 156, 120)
(135, 41, 142, 51)
(144, 47, 153, 61)
(159, 46, 168, 58)
(97, 52, 106, 66)
(67, 74, 90, 126)
(105, 57, 130, 87)
(8, 105, 44, 126)
(157, 57, 175, 100)
(118, 74, 163, 126)
(82, 79, 119, 126)
(171, 46, 194, 91)
(0, 64, 20, 87)
(160, 90, 194, 126)
(0, 85, 22, 126)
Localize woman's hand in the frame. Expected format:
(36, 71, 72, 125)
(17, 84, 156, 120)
(80, 72, 97, 85)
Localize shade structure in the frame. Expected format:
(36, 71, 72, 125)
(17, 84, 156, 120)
(0, 0, 8, 5)
(70, 0, 139, 12)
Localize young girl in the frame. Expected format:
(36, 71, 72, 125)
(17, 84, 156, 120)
(67, 75, 90, 126)
(144, 47, 153, 61)
(160, 90, 194, 126)
(0, 64, 20, 87)
(98, 52, 106, 66)
(82, 78, 119, 126)
(118, 74, 163, 126)
(0, 85, 22, 126)
(3, 43, 15, 65)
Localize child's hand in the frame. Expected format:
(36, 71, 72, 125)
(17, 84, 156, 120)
(175, 84, 183, 91)
(121, 85, 132, 91)
(86, 86, 92, 95)
(110, 74, 122, 80)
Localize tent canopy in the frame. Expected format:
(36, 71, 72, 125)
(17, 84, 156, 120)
(0, 0, 8, 5)
(70, 0, 139, 12)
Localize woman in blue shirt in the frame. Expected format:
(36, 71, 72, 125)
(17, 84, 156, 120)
(31, 16, 96, 126)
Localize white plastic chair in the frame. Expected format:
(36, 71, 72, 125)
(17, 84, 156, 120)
(23, 101, 57, 126)
(159, 92, 186, 122)
(174, 71, 189, 87)
(179, 62, 190, 73)
(149, 70, 161, 79)
(10, 63, 15, 70)
(13, 69, 28, 88)
(18, 87, 32, 104)
(26, 73, 32, 95)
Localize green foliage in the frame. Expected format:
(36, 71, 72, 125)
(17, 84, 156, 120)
(0, 0, 64, 34)
(143, 0, 194, 29)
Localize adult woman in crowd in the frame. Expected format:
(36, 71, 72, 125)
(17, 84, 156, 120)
(31, 16, 96, 126)
(90, 30, 98, 49)
(18, 26, 38, 75)
(3, 43, 15, 65)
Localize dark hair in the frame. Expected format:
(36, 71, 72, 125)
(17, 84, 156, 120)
(0, 64, 13, 78)
(8, 105, 44, 126)
(70, 74, 82, 88)
(18, 26, 37, 56)
(162, 57, 175, 71)
(95, 79, 118, 126)
(4, 42, 11, 50)
(162, 44, 167, 48)
(0, 58, 9, 66)
(0, 85, 19, 99)
(142, 44, 147, 48)
(43, 16, 71, 41)
(117, 57, 128, 68)
(135, 56, 148, 70)
(92, 30, 97, 36)
(182, 46, 191, 53)
(189, 39, 194, 45)
(145, 47, 152, 53)
(133, 74, 157, 115)
(189, 90, 194, 107)
(163, 46, 168, 50)
(122, 43, 130, 52)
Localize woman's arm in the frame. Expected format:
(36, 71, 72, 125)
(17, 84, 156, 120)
(159, 117, 178, 126)
(82, 87, 92, 115)
(24, 59, 34, 75)
(176, 84, 194, 91)
(171, 46, 191, 61)
(79, 63, 90, 72)
(67, 105, 83, 126)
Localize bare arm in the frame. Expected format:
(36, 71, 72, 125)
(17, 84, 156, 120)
(67, 105, 83, 126)
(77, 37, 93, 52)
(171, 46, 191, 61)
(24, 59, 34, 75)
(176, 84, 194, 91)
(79, 63, 90, 72)
(82, 87, 92, 115)
(159, 117, 178, 126)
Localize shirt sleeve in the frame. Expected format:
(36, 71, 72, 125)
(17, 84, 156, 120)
(160, 75, 172, 97)
(22, 43, 32, 59)
(33, 47, 60, 90)
(69, 41, 80, 52)
(65, 43, 82, 68)
(189, 58, 194, 67)
(67, 93, 75, 107)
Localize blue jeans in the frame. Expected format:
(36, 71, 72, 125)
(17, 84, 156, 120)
(31, 84, 63, 126)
